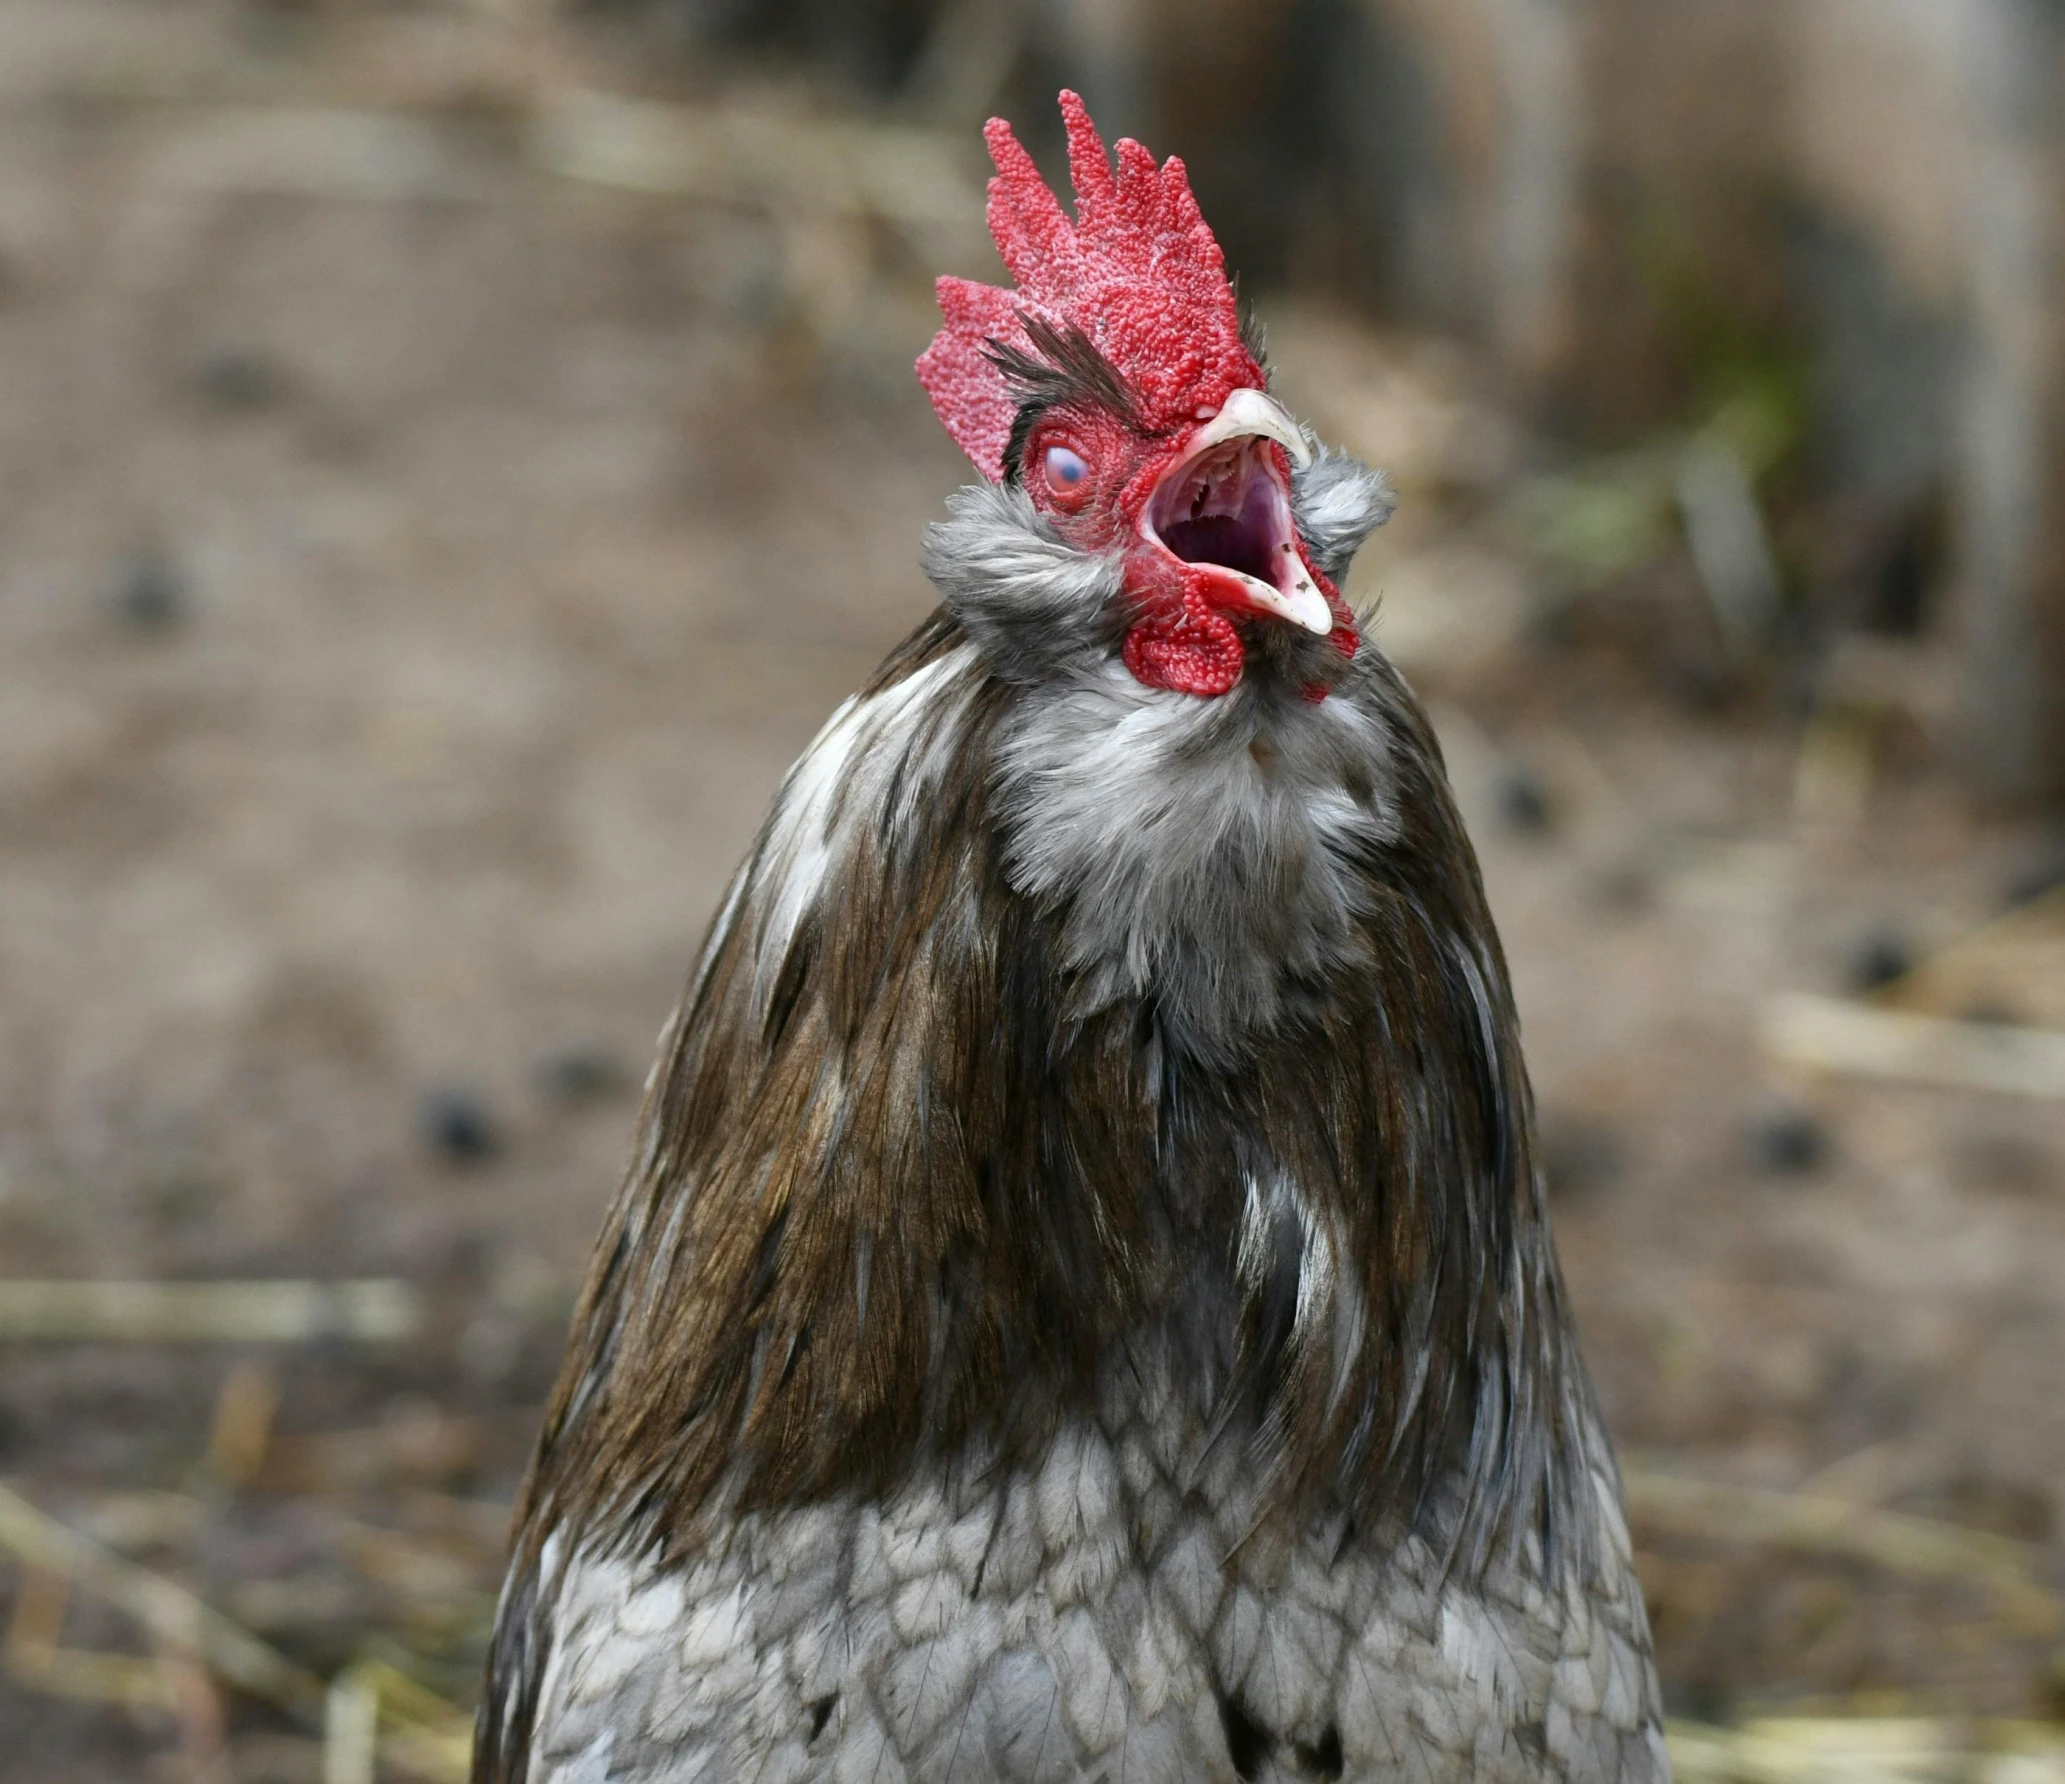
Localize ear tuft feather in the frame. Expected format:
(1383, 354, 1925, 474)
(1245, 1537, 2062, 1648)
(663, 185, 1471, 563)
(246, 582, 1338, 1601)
(917, 91, 1263, 480)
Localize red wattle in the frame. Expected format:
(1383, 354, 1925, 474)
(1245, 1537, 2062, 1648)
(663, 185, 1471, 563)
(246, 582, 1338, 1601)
(1121, 560, 1359, 700)
(1122, 597, 1243, 697)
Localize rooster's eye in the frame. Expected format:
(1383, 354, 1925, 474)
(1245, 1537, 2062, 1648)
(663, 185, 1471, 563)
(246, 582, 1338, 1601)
(1041, 445, 1090, 498)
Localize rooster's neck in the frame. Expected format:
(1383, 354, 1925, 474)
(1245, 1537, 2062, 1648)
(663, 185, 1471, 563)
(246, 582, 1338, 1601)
(993, 643, 1401, 1068)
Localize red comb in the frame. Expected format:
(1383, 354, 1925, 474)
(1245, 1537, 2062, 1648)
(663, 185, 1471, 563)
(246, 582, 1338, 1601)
(917, 91, 1261, 479)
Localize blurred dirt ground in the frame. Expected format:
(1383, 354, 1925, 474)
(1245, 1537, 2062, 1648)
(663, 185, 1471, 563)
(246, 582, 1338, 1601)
(0, 4, 2061, 1780)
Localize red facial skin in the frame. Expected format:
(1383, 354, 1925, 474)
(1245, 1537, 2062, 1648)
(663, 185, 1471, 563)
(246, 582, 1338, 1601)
(1021, 409, 1359, 698)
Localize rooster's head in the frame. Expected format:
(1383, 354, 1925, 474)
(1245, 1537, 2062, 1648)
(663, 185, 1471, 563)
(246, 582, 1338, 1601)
(919, 92, 1361, 697)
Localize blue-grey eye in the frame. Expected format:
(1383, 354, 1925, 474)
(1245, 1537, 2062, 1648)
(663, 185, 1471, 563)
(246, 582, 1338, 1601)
(1042, 444, 1090, 495)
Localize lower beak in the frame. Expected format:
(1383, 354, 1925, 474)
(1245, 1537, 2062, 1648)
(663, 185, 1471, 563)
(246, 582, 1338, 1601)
(1236, 545, 1333, 635)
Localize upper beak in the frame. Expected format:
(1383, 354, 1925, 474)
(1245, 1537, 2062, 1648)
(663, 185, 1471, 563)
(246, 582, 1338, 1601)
(1185, 387, 1314, 471)
(1141, 388, 1331, 635)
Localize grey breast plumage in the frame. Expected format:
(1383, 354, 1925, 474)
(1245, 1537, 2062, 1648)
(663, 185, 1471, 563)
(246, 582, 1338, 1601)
(520, 1333, 1666, 1783)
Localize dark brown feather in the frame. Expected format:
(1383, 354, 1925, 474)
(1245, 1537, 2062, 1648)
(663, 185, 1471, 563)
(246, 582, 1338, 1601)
(475, 611, 1591, 1783)
(988, 314, 1146, 484)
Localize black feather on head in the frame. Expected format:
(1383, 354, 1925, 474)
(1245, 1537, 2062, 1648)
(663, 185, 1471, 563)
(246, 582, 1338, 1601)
(986, 314, 1143, 485)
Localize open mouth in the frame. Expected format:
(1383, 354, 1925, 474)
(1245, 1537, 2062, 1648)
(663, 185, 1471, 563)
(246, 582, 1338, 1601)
(1140, 407, 1330, 634)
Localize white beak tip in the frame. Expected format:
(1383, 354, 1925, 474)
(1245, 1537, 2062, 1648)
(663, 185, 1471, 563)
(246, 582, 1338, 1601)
(1238, 572, 1332, 634)
(1287, 585, 1334, 634)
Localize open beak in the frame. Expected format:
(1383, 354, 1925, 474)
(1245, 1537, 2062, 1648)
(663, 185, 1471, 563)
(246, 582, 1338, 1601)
(1139, 388, 1330, 635)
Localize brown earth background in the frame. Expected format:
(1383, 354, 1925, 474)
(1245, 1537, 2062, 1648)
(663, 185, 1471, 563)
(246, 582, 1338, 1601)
(0, 3, 2062, 1780)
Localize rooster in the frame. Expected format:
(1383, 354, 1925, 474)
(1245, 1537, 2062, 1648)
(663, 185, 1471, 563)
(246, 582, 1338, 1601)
(477, 93, 1668, 1784)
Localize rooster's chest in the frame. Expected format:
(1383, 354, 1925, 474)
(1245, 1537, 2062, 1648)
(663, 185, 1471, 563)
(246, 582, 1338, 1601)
(524, 1358, 1666, 1784)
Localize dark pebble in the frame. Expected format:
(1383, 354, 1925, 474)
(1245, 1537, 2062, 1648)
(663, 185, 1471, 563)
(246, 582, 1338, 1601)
(1540, 1118, 1625, 1201)
(536, 1041, 631, 1107)
(193, 346, 282, 411)
(1936, 1468, 2055, 1543)
(150, 1169, 219, 1228)
(1590, 859, 1653, 915)
(2002, 836, 2065, 910)
(110, 550, 188, 632)
(1522, 597, 1576, 654)
(421, 1087, 501, 1164)
(1961, 999, 2021, 1027)
(237, 0, 315, 54)
(1750, 1102, 1829, 1177)
(1494, 766, 1553, 836)
(2044, 1652, 2065, 1725)
(431, 1228, 492, 1284)
(1845, 927, 1913, 993)
(1660, 655, 1730, 714)
(1663, 1677, 1734, 1726)
(1952, 1125, 2052, 1194)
